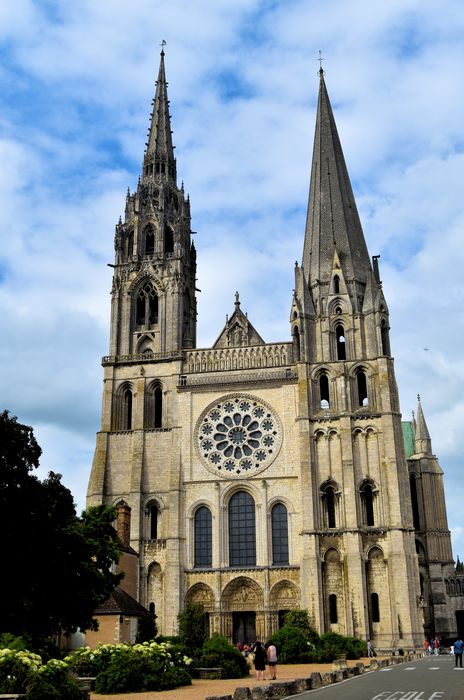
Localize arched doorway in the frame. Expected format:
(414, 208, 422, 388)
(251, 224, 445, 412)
(221, 577, 264, 643)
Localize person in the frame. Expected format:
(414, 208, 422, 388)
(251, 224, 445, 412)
(367, 640, 374, 658)
(252, 640, 266, 680)
(266, 641, 277, 680)
(423, 639, 430, 657)
(433, 637, 440, 655)
(453, 637, 464, 668)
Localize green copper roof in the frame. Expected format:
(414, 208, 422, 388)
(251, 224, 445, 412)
(402, 421, 415, 459)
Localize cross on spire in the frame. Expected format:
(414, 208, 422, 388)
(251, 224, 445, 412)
(318, 50, 325, 76)
(160, 39, 166, 55)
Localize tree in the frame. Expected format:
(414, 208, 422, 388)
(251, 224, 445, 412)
(0, 410, 121, 639)
(177, 603, 209, 653)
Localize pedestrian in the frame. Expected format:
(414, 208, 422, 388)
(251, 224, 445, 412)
(453, 637, 464, 668)
(423, 639, 430, 657)
(252, 640, 266, 680)
(266, 641, 277, 680)
(433, 637, 440, 655)
(367, 640, 375, 658)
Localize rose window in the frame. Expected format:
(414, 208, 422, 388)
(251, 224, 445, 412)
(195, 394, 282, 477)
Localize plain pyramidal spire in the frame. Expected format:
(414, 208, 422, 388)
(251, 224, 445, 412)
(143, 43, 176, 182)
(302, 67, 371, 288)
(415, 395, 432, 454)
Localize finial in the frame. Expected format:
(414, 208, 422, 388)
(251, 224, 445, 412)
(295, 260, 298, 267)
(235, 291, 240, 307)
(318, 50, 325, 77)
(412, 410, 415, 420)
(160, 39, 166, 56)
(417, 394, 421, 402)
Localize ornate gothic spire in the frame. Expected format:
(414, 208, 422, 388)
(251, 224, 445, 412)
(302, 69, 371, 287)
(143, 46, 176, 183)
(415, 395, 432, 454)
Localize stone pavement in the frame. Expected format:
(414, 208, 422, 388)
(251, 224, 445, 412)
(91, 658, 375, 700)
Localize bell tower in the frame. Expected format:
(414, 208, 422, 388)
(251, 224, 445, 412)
(110, 48, 196, 358)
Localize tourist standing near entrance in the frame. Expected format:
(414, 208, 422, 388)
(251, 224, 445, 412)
(252, 641, 266, 680)
(266, 642, 277, 679)
(453, 638, 464, 668)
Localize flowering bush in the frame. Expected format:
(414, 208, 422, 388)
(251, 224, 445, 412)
(0, 649, 81, 699)
(65, 640, 192, 694)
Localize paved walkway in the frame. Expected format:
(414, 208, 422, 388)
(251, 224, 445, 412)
(91, 658, 374, 700)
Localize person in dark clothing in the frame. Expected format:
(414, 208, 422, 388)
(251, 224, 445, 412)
(252, 640, 266, 680)
(453, 638, 464, 668)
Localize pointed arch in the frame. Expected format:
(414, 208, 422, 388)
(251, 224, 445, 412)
(381, 319, 391, 356)
(355, 367, 368, 406)
(145, 381, 164, 429)
(135, 281, 159, 327)
(144, 224, 155, 256)
(165, 226, 174, 254)
(319, 371, 330, 409)
(360, 478, 376, 526)
(113, 382, 134, 430)
(292, 325, 301, 361)
(321, 479, 339, 529)
(333, 275, 340, 294)
(410, 473, 421, 530)
(335, 324, 346, 360)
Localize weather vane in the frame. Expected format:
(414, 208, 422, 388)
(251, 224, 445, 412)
(160, 39, 166, 52)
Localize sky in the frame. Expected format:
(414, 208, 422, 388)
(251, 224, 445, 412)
(1, 0, 464, 554)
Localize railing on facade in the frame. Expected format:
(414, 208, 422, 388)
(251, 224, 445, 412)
(102, 351, 184, 366)
(183, 342, 294, 374)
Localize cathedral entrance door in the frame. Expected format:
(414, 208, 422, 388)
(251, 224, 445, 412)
(232, 611, 256, 644)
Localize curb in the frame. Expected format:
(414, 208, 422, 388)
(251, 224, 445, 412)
(204, 654, 422, 700)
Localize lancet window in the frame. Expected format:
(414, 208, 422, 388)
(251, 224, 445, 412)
(271, 503, 289, 566)
(229, 491, 256, 567)
(336, 325, 346, 360)
(144, 225, 155, 256)
(194, 506, 212, 568)
(145, 383, 163, 429)
(136, 282, 158, 326)
(360, 480, 375, 526)
(319, 373, 330, 409)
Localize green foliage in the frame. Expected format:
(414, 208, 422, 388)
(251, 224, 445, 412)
(320, 632, 367, 659)
(282, 610, 321, 646)
(269, 625, 313, 664)
(199, 634, 249, 679)
(177, 603, 209, 653)
(0, 410, 121, 638)
(66, 641, 192, 694)
(136, 614, 158, 642)
(269, 610, 367, 663)
(0, 649, 80, 700)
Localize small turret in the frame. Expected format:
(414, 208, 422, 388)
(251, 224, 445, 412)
(415, 395, 432, 455)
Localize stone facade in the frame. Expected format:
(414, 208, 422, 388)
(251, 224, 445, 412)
(87, 55, 457, 649)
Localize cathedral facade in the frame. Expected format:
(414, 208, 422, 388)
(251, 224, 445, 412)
(87, 52, 456, 649)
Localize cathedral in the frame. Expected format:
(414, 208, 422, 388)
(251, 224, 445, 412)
(87, 51, 460, 649)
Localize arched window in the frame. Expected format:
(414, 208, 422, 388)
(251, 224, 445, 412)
(154, 387, 162, 428)
(271, 503, 289, 566)
(229, 491, 256, 567)
(136, 283, 158, 326)
(381, 319, 390, 356)
(149, 503, 158, 539)
(144, 225, 155, 256)
(361, 482, 375, 526)
(320, 373, 330, 409)
(144, 383, 164, 429)
(357, 370, 368, 406)
(165, 226, 174, 254)
(336, 325, 346, 360)
(371, 592, 380, 622)
(292, 326, 300, 361)
(333, 275, 340, 294)
(194, 506, 212, 568)
(329, 594, 338, 623)
(126, 230, 134, 259)
(123, 388, 132, 430)
(410, 474, 421, 530)
(322, 484, 337, 529)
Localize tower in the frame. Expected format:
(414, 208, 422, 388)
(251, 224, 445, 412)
(405, 397, 454, 639)
(289, 68, 422, 648)
(87, 56, 442, 647)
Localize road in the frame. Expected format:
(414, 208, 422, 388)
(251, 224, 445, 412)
(287, 656, 464, 700)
